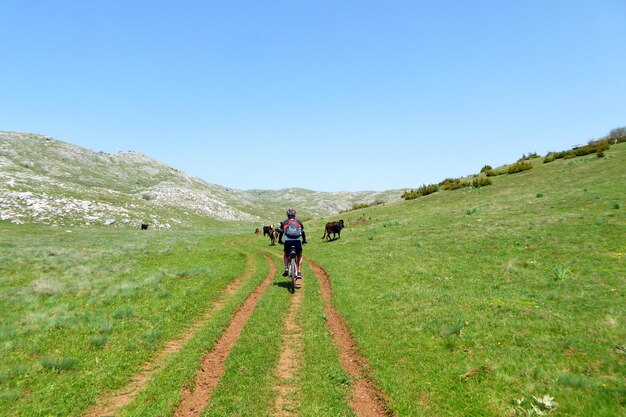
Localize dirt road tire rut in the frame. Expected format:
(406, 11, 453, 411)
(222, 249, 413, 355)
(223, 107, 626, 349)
(173, 255, 276, 417)
(309, 260, 391, 417)
(83, 250, 256, 417)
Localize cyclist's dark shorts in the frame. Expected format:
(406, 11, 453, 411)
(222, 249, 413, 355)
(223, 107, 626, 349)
(283, 239, 303, 255)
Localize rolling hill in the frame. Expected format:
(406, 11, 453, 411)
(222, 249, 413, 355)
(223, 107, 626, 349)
(0, 131, 400, 228)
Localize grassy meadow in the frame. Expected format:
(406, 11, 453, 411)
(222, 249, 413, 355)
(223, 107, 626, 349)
(0, 143, 624, 416)
(0, 224, 249, 415)
(306, 143, 625, 416)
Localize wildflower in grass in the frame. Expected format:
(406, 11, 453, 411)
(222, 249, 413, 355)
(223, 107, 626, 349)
(533, 395, 557, 410)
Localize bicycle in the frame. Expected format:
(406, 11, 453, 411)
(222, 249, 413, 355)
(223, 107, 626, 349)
(287, 244, 298, 294)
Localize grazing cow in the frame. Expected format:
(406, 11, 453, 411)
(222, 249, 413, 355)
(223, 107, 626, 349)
(263, 224, 274, 236)
(322, 220, 345, 241)
(255, 227, 261, 234)
(269, 229, 279, 246)
(141, 223, 149, 230)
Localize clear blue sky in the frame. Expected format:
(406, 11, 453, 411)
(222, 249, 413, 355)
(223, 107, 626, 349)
(2, 1, 625, 192)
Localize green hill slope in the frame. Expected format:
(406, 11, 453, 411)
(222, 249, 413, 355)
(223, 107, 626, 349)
(306, 143, 626, 416)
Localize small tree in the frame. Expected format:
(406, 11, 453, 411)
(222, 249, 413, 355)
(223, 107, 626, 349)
(608, 127, 626, 144)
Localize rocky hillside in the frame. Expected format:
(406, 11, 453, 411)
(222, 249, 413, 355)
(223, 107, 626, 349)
(0, 131, 400, 228)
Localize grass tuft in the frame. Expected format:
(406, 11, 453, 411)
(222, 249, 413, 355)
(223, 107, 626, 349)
(89, 334, 108, 349)
(113, 306, 134, 319)
(552, 265, 569, 281)
(40, 356, 78, 372)
(0, 389, 21, 402)
(440, 320, 465, 337)
(142, 329, 161, 347)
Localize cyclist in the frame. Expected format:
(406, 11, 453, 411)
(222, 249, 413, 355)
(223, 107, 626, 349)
(277, 208, 307, 279)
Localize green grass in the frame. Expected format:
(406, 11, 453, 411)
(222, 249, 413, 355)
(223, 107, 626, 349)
(201, 251, 289, 416)
(0, 224, 248, 416)
(298, 262, 355, 417)
(1, 142, 624, 416)
(119, 247, 269, 417)
(306, 143, 626, 416)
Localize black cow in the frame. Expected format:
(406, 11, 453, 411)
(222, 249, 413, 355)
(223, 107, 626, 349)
(263, 225, 274, 236)
(322, 220, 345, 241)
(141, 223, 149, 230)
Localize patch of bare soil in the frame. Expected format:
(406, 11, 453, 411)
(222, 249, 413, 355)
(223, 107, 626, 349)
(83, 250, 255, 417)
(273, 277, 304, 416)
(173, 255, 277, 417)
(308, 260, 391, 417)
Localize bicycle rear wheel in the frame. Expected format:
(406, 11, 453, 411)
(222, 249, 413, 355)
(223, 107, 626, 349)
(289, 257, 297, 293)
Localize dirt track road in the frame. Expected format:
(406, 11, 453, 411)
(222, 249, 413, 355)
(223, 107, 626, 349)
(84, 241, 390, 417)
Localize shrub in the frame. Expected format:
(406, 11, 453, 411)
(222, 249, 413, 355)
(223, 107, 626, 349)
(608, 126, 626, 143)
(518, 152, 540, 161)
(544, 153, 558, 163)
(507, 161, 533, 174)
(402, 183, 439, 200)
(340, 199, 385, 213)
(480, 165, 493, 173)
(485, 168, 507, 177)
(544, 139, 611, 163)
(440, 178, 469, 191)
(471, 177, 492, 188)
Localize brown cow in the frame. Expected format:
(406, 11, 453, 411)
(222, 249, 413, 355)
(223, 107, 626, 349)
(322, 219, 345, 241)
(269, 229, 279, 246)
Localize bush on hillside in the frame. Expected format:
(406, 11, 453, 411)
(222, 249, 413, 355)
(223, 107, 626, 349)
(440, 178, 469, 191)
(480, 165, 493, 173)
(544, 153, 558, 163)
(472, 177, 492, 188)
(485, 168, 507, 177)
(507, 161, 533, 174)
(518, 152, 540, 162)
(402, 183, 439, 200)
(544, 139, 611, 163)
(608, 126, 626, 143)
(340, 199, 385, 213)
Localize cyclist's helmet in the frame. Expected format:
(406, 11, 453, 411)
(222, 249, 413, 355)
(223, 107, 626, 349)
(286, 208, 296, 218)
